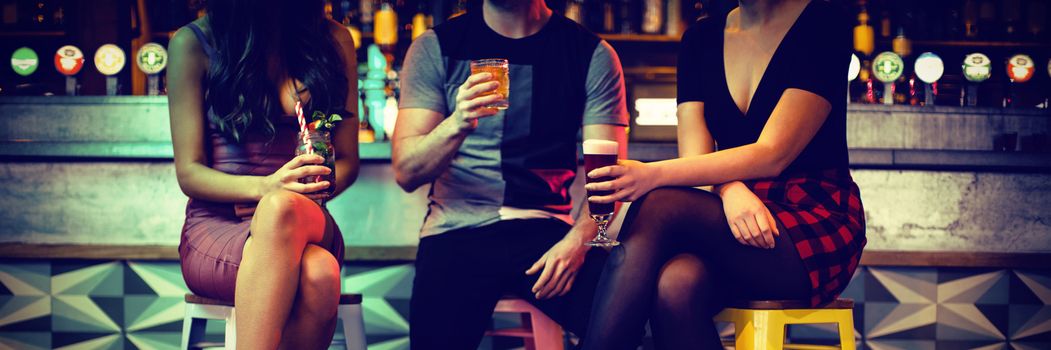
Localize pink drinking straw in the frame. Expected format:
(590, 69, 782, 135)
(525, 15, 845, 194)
(295, 101, 313, 155)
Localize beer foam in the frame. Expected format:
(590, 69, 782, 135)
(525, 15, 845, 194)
(583, 139, 618, 155)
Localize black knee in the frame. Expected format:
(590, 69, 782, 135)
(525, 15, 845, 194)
(655, 254, 716, 313)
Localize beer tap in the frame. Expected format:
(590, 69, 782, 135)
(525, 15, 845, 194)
(914, 52, 944, 107)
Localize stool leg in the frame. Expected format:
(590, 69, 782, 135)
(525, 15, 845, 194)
(836, 310, 856, 350)
(520, 313, 537, 350)
(181, 304, 208, 350)
(529, 311, 564, 350)
(339, 304, 367, 350)
(225, 310, 236, 350)
(738, 310, 784, 350)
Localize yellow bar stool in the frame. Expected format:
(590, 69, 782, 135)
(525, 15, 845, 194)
(714, 298, 856, 350)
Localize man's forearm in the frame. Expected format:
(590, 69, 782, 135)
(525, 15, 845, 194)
(392, 116, 472, 191)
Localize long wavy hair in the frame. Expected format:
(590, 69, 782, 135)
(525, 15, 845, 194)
(205, 0, 348, 142)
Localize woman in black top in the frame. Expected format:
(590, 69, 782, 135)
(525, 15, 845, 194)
(582, 1, 865, 349)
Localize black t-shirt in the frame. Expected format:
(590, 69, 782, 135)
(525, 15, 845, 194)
(677, 1, 852, 174)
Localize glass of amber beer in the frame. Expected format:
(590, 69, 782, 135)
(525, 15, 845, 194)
(583, 139, 620, 247)
(469, 58, 510, 110)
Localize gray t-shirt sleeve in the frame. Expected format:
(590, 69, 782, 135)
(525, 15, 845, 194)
(398, 30, 446, 113)
(583, 41, 630, 126)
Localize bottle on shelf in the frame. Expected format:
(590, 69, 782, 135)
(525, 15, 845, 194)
(977, 0, 998, 40)
(342, 5, 363, 49)
(641, 0, 663, 34)
(879, 10, 891, 38)
(963, 0, 979, 39)
(1027, 1, 1047, 41)
(360, 0, 375, 34)
(854, 7, 875, 57)
(665, 0, 682, 37)
(1003, 0, 1022, 40)
(618, 0, 635, 34)
(602, 0, 615, 33)
(374, 1, 398, 67)
(565, 0, 584, 25)
(891, 27, 912, 105)
(411, 1, 432, 40)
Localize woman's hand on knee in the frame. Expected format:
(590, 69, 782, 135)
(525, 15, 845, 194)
(718, 182, 779, 249)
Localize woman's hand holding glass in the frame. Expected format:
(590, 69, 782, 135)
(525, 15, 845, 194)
(585, 160, 661, 203)
(258, 154, 333, 201)
(718, 182, 779, 249)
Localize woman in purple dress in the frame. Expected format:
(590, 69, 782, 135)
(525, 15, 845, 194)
(167, 0, 359, 348)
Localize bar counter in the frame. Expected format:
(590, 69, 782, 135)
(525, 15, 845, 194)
(1, 96, 1049, 260)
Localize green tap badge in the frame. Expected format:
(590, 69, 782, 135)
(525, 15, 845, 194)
(11, 47, 39, 76)
(136, 43, 168, 75)
(872, 51, 903, 83)
(94, 44, 126, 76)
(962, 53, 991, 83)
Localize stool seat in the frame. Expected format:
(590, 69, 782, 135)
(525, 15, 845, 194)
(180, 293, 366, 350)
(715, 298, 856, 350)
(726, 298, 854, 310)
(184, 293, 363, 307)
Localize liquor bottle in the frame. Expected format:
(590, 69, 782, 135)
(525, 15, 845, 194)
(879, 10, 891, 38)
(854, 8, 875, 57)
(977, 0, 997, 40)
(618, 0, 636, 34)
(602, 0, 615, 33)
(411, 1, 432, 40)
(665, 0, 682, 37)
(360, 0, 375, 34)
(374, 1, 398, 66)
(1027, 1, 1047, 41)
(1003, 0, 1022, 39)
(891, 27, 913, 104)
(342, 5, 363, 49)
(641, 0, 662, 34)
(964, 0, 978, 39)
(565, 0, 584, 25)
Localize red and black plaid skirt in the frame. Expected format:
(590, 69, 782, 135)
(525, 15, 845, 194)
(744, 167, 866, 307)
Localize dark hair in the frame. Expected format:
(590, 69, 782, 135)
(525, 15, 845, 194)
(205, 0, 348, 142)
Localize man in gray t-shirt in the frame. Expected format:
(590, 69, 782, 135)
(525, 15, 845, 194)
(392, 0, 627, 348)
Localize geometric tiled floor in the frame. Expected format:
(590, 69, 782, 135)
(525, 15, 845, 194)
(2, 260, 1050, 350)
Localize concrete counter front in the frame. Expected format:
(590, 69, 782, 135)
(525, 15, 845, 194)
(1, 96, 1049, 257)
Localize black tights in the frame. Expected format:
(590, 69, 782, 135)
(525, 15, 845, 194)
(582, 187, 812, 350)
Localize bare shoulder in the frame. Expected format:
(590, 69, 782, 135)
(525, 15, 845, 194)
(170, 18, 208, 58)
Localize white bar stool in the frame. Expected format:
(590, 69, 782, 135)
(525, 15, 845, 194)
(180, 293, 367, 350)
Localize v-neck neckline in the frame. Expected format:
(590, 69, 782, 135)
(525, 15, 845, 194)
(719, 0, 813, 117)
